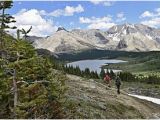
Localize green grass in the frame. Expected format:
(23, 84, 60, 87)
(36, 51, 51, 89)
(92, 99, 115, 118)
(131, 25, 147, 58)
(105, 56, 160, 74)
(121, 81, 160, 98)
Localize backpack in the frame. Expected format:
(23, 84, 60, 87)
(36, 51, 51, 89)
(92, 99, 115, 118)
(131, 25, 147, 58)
(115, 77, 121, 86)
(104, 75, 111, 82)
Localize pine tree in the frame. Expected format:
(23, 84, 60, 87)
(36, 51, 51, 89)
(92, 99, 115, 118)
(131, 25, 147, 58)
(94, 71, 99, 79)
(0, 1, 16, 48)
(100, 68, 105, 79)
(110, 69, 115, 79)
(21, 26, 32, 40)
(106, 69, 110, 76)
(84, 68, 90, 78)
(0, 2, 67, 118)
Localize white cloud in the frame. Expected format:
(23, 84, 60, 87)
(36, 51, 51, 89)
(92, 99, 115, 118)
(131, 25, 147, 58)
(116, 12, 126, 22)
(140, 8, 160, 28)
(88, 22, 115, 29)
(117, 12, 124, 18)
(70, 22, 74, 25)
(90, 0, 114, 6)
(140, 8, 160, 18)
(141, 18, 160, 28)
(79, 16, 115, 29)
(155, 8, 160, 13)
(140, 11, 154, 18)
(39, 10, 47, 16)
(49, 4, 84, 17)
(10, 9, 57, 37)
(90, 1, 101, 5)
(103, 1, 113, 6)
(80, 16, 112, 24)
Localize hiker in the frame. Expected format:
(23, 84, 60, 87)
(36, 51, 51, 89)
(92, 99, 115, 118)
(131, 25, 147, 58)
(115, 75, 121, 94)
(104, 73, 111, 87)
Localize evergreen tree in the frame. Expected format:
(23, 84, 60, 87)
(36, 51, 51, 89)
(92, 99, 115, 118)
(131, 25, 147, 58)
(84, 68, 90, 78)
(75, 66, 81, 76)
(110, 69, 115, 79)
(21, 26, 32, 40)
(106, 69, 110, 76)
(0, 1, 16, 48)
(90, 71, 95, 78)
(94, 71, 99, 79)
(0, 2, 67, 118)
(0, 36, 67, 118)
(100, 68, 105, 79)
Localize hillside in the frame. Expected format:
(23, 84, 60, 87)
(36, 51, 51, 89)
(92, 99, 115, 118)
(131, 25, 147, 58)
(65, 74, 160, 119)
(2, 36, 160, 119)
(0, 34, 67, 118)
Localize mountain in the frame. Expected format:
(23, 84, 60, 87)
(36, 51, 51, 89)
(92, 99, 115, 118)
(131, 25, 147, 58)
(32, 27, 117, 53)
(33, 27, 97, 53)
(31, 24, 160, 53)
(25, 36, 44, 43)
(106, 23, 160, 51)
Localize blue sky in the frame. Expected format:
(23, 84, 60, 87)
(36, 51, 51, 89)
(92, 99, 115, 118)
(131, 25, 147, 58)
(7, 1, 160, 36)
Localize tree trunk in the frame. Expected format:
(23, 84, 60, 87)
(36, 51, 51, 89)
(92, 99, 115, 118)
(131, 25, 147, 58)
(0, 7, 5, 48)
(13, 69, 17, 118)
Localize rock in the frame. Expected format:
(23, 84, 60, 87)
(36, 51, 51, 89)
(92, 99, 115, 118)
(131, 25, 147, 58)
(57, 27, 68, 32)
(98, 102, 107, 110)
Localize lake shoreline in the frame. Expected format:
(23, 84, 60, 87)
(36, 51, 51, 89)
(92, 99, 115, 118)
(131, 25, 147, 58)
(67, 59, 127, 74)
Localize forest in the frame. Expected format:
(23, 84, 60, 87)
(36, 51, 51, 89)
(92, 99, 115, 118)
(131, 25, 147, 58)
(0, 1, 67, 118)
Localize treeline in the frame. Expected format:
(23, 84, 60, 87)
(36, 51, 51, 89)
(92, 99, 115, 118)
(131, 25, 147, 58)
(51, 59, 160, 85)
(51, 62, 99, 79)
(65, 65, 99, 79)
(51, 61, 117, 80)
(99, 68, 115, 79)
(118, 72, 160, 84)
(57, 49, 160, 62)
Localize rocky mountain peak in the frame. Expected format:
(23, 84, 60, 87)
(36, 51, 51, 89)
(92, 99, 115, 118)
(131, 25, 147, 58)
(31, 23, 160, 53)
(57, 27, 68, 32)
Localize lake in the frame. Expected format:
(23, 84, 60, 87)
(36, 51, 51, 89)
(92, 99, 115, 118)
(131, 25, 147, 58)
(67, 59, 127, 73)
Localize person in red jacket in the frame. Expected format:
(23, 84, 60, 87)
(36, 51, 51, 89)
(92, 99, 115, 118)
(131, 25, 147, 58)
(104, 74, 111, 87)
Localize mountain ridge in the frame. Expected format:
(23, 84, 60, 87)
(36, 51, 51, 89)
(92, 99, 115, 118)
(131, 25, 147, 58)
(26, 23, 160, 53)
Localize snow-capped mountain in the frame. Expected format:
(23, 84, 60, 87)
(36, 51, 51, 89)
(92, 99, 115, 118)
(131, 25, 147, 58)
(30, 24, 160, 53)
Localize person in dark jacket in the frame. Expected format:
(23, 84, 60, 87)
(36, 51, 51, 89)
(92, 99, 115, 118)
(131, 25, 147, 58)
(115, 75, 121, 94)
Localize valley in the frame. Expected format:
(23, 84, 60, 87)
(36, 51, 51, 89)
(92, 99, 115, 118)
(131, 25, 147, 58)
(56, 49, 160, 99)
(1, 1, 160, 118)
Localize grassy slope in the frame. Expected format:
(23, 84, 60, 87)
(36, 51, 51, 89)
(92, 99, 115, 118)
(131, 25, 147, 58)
(121, 81, 160, 99)
(65, 74, 160, 119)
(107, 57, 160, 74)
